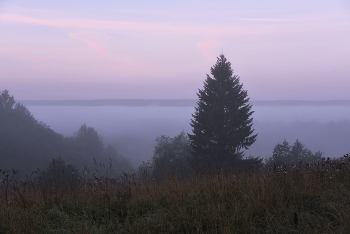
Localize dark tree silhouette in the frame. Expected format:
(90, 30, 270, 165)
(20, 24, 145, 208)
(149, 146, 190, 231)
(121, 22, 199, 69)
(104, 144, 132, 175)
(152, 131, 191, 179)
(137, 132, 191, 181)
(41, 157, 80, 192)
(75, 124, 104, 155)
(0, 90, 131, 177)
(267, 139, 323, 165)
(0, 90, 66, 175)
(188, 54, 257, 172)
(0, 90, 15, 110)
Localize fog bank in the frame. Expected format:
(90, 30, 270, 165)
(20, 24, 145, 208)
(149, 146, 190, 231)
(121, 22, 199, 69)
(27, 104, 350, 166)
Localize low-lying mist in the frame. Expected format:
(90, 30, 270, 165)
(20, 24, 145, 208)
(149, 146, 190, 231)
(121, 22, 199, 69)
(27, 104, 350, 167)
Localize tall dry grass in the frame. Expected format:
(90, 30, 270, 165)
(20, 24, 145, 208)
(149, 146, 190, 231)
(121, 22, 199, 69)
(1, 156, 350, 233)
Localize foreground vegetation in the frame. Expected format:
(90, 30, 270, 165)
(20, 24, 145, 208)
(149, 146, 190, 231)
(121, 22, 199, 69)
(1, 156, 350, 233)
(0, 85, 348, 232)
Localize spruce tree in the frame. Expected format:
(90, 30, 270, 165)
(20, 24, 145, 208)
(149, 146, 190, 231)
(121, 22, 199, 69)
(188, 54, 257, 172)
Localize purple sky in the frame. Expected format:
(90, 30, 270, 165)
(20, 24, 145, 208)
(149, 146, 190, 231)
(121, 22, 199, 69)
(1, 0, 350, 100)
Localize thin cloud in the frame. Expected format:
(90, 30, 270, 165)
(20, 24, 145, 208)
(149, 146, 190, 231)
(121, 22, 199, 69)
(230, 17, 306, 22)
(0, 13, 270, 62)
(68, 31, 110, 54)
(0, 13, 269, 36)
(2, 11, 347, 62)
(0, 13, 168, 31)
(229, 11, 349, 23)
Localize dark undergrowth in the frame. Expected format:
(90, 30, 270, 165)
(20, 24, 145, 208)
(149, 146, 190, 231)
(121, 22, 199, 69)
(1, 156, 350, 233)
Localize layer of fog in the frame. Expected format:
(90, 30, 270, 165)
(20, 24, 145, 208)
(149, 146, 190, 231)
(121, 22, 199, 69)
(28, 105, 350, 167)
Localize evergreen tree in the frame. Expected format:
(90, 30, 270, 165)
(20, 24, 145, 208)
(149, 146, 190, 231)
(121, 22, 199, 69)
(271, 140, 291, 162)
(188, 54, 257, 172)
(267, 139, 323, 165)
(0, 90, 15, 110)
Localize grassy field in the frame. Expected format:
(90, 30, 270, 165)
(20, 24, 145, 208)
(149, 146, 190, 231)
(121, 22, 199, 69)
(1, 157, 350, 233)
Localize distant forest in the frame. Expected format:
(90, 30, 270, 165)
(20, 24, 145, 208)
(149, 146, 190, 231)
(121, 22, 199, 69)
(19, 99, 350, 107)
(0, 90, 132, 178)
(2, 89, 334, 179)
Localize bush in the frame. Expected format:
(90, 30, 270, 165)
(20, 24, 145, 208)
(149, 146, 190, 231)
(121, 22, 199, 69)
(266, 139, 322, 165)
(41, 157, 80, 192)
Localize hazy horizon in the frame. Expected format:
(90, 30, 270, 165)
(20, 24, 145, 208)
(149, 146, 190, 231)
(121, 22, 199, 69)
(26, 104, 350, 167)
(2, 1, 350, 168)
(17, 99, 350, 107)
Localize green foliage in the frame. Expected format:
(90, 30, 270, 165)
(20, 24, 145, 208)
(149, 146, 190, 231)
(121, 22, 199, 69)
(1, 156, 350, 233)
(65, 124, 132, 176)
(267, 139, 323, 165)
(75, 124, 104, 157)
(150, 131, 191, 179)
(0, 90, 35, 122)
(235, 156, 263, 170)
(0, 90, 15, 110)
(0, 90, 132, 177)
(70, 124, 132, 176)
(41, 157, 80, 192)
(104, 144, 132, 176)
(0, 90, 66, 175)
(188, 54, 257, 173)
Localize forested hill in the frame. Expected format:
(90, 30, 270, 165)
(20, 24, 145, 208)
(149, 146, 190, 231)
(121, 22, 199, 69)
(19, 99, 350, 107)
(0, 91, 66, 175)
(0, 90, 131, 177)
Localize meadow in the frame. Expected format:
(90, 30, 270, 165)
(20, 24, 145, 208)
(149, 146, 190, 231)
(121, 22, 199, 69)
(1, 156, 350, 233)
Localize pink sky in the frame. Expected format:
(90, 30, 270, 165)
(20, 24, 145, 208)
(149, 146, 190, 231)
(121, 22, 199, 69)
(1, 0, 350, 100)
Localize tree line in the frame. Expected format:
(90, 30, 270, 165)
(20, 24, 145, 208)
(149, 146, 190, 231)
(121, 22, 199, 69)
(0, 54, 325, 182)
(140, 54, 323, 179)
(0, 90, 131, 178)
